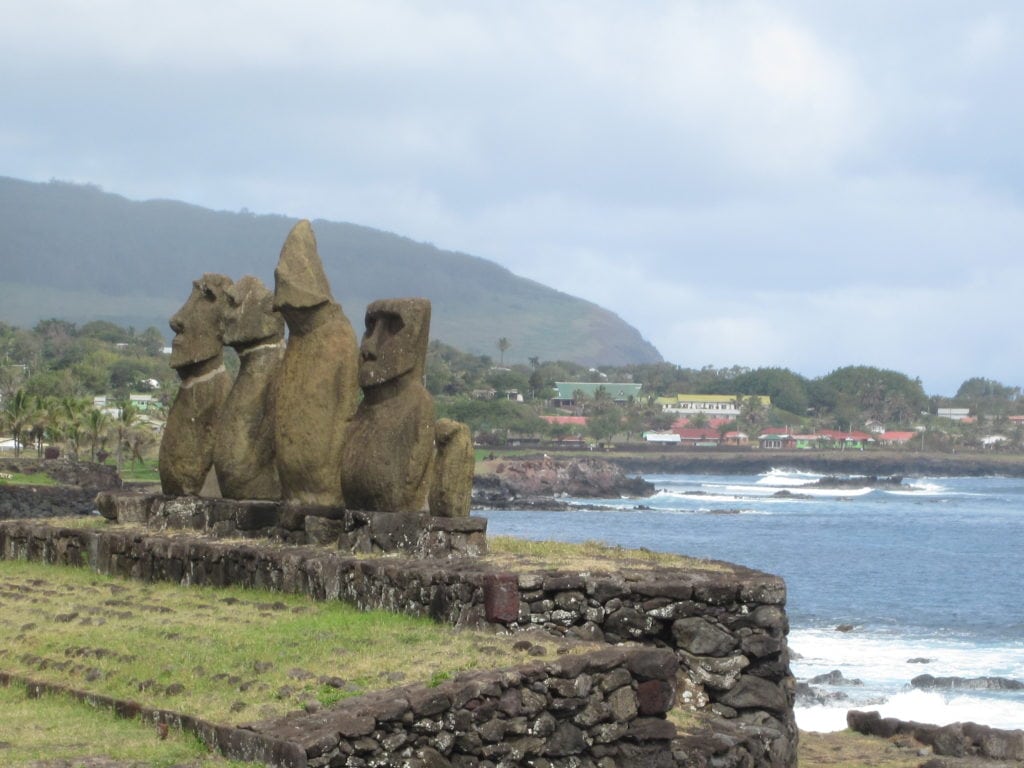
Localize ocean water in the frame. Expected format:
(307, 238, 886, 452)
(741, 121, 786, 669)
(478, 469, 1024, 732)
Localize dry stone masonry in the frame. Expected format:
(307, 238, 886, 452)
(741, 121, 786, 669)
(0, 518, 798, 766)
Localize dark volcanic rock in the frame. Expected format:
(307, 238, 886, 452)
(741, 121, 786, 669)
(473, 457, 654, 508)
(911, 673, 1024, 691)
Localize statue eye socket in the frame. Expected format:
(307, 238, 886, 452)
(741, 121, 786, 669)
(386, 315, 405, 335)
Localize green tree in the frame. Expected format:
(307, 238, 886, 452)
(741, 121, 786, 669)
(738, 395, 768, 435)
(689, 412, 710, 428)
(572, 389, 589, 417)
(714, 367, 810, 416)
(139, 326, 167, 356)
(814, 366, 927, 426)
(2, 389, 35, 457)
(587, 405, 624, 445)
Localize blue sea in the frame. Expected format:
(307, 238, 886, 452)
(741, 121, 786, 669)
(478, 469, 1024, 732)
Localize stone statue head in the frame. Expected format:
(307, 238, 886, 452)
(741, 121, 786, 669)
(273, 220, 333, 312)
(168, 273, 233, 370)
(222, 275, 284, 349)
(358, 298, 431, 388)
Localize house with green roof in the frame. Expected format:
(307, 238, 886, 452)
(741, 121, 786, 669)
(550, 382, 643, 407)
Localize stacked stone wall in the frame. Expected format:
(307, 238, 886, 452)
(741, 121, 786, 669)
(0, 484, 100, 519)
(0, 459, 121, 520)
(254, 647, 679, 767)
(96, 491, 488, 559)
(0, 520, 797, 767)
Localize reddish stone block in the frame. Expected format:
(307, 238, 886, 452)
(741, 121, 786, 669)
(636, 678, 675, 715)
(483, 572, 520, 623)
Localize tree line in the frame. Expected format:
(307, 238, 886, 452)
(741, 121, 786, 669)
(428, 340, 1024, 448)
(2, 320, 1022, 457)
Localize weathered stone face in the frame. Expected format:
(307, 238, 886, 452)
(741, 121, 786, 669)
(215, 275, 285, 501)
(273, 220, 333, 311)
(161, 274, 234, 496)
(341, 298, 435, 513)
(222, 276, 284, 349)
(168, 274, 233, 370)
(429, 418, 474, 517)
(358, 298, 431, 388)
(272, 223, 359, 506)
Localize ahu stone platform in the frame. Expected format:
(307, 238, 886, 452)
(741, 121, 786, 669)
(0, 515, 798, 767)
(95, 490, 487, 559)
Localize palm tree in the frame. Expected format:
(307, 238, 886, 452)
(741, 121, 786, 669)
(60, 397, 89, 460)
(2, 389, 35, 457)
(29, 394, 52, 457)
(85, 408, 110, 462)
(496, 337, 511, 367)
(113, 400, 138, 472)
(572, 388, 589, 417)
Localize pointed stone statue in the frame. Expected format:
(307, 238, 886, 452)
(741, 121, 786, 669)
(273, 220, 360, 506)
(341, 298, 436, 513)
(159, 274, 234, 496)
(214, 276, 285, 500)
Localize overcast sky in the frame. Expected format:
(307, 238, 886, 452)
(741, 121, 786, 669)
(3, 2, 1022, 396)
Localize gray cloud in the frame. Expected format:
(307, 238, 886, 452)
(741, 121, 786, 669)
(2, 1, 1022, 395)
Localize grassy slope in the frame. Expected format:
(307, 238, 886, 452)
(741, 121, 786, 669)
(0, 533, 965, 768)
(0, 558, 577, 725)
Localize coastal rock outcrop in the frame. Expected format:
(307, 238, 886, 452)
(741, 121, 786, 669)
(473, 456, 655, 508)
(911, 673, 1024, 691)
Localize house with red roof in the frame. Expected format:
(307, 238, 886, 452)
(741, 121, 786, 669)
(879, 431, 916, 446)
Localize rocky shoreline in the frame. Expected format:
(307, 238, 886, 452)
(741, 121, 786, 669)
(468, 451, 980, 509)
(472, 456, 655, 510)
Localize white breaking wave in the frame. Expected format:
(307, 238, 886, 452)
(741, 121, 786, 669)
(798, 689, 1024, 733)
(792, 627, 1024, 732)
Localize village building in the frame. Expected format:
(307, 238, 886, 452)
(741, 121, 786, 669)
(655, 393, 771, 417)
(937, 407, 972, 421)
(550, 382, 643, 408)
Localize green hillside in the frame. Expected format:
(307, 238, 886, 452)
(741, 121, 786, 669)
(0, 176, 661, 366)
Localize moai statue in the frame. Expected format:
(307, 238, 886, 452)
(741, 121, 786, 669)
(429, 418, 474, 517)
(213, 276, 285, 500)
(273, 220, 359, 506)
(159, 274, 234, 496)
(341, 298, 435, 513)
